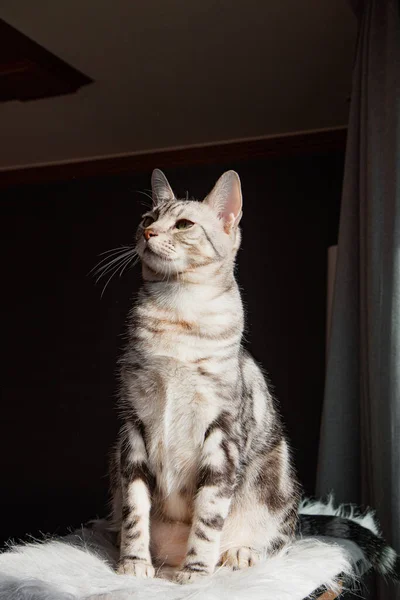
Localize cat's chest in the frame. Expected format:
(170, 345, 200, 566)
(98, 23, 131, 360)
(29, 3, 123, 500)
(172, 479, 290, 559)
(136, 293, 238, 362)
(135, 367, 219, 496)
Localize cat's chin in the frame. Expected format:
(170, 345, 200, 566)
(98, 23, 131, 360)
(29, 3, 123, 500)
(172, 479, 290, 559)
(140, 251, 182, 278)
(141, 247, 170, 263)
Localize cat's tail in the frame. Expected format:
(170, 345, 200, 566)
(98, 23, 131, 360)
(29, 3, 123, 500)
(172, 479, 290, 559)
(297, 503, 400, 581)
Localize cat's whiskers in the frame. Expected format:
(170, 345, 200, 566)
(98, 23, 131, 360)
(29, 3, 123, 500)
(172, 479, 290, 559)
(93, 255, 132, 279)
(115, 256, 132, 278)
(96, 258, 130, 283)
(91, 248, 134, 272)
(88, 246, 133, 275)
(135, 189, 154, 208)
(94, 249, 137, 282)
(99, 245, 132, 257)
(90, 246, 138, 296)
(119, 253, 140, 277)
(136, 187, 164, 208)
(100, 264, 124, 297)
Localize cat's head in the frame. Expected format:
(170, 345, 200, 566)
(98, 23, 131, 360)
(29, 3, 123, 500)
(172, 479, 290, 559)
(136, 169, 243, 279)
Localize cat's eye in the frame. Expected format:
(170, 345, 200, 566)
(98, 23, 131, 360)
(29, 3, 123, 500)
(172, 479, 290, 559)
(175, 219, 194, 230)
(142, 216, 155, 228)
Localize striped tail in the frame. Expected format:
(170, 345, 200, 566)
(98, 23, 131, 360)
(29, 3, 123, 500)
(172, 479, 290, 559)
(298, 513, 399, 582)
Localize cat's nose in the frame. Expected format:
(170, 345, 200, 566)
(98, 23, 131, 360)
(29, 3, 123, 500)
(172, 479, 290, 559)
(144, 229, 158, 241)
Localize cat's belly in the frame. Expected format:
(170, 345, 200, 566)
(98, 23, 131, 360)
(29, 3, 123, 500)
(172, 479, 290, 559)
(150, 518, 190, 567)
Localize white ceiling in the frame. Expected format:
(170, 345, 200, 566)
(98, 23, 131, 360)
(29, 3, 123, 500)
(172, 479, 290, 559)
(0, 1, 357, 170)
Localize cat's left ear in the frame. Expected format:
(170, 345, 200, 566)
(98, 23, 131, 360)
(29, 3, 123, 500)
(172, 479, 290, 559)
(204, 171, 243, 233)
(151, 169, 175, 206)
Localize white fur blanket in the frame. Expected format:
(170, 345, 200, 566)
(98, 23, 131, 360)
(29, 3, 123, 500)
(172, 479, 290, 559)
(0, 499, 371, 600)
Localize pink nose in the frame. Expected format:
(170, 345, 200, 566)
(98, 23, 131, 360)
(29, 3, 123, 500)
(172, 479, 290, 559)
(144, 228, 158, 241)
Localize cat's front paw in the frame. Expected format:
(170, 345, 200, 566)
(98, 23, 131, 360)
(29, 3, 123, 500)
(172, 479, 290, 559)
(117, 557, 155, 578)
(174, 567, 210, 585)
(221, 547, 259, 570)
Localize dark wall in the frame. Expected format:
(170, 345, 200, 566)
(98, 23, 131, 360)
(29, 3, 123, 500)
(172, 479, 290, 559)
(0, 153, 343, 545)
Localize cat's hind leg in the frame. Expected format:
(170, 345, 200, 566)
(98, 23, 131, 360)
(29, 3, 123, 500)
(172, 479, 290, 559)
(220, 440, 299, 569)
(220, 500, 297, 569)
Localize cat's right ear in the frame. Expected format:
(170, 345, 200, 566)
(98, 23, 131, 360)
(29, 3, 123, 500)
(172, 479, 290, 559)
(151, 169, 175, 207)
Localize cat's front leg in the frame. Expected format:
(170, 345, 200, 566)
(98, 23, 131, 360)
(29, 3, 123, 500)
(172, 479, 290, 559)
(175, 422, 238, 584)
(117, 423, 155, 578)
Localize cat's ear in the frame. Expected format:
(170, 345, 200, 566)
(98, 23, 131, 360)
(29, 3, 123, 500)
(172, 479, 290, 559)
(151, 169, 175, 206)
(204, 171, 243, 233)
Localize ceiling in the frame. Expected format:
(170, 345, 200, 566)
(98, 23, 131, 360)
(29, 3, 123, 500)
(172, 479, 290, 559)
(0, 1, 357, 170)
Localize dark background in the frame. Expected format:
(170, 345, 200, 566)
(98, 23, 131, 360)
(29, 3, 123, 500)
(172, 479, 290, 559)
(1, 152, 343, 545)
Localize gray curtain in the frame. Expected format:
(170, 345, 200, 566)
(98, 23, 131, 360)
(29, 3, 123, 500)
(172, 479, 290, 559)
(316, 1, 400, 599)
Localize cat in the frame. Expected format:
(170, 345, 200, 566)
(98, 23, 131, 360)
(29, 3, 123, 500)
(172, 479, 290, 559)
(108, 168, 300, 584)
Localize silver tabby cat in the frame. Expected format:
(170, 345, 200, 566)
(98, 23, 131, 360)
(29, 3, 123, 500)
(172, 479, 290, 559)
(109, 169, 300, 584)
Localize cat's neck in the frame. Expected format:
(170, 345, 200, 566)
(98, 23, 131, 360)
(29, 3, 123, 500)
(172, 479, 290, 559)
(141, 261, 235, 296)
(138, 261, 241, 323)
(141, 258, 234, 285)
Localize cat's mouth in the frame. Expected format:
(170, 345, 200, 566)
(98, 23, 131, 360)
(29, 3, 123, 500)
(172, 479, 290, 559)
(144, 246, 174, 261)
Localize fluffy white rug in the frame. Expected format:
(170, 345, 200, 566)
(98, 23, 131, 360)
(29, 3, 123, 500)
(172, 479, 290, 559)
(0, 499, 366, 600)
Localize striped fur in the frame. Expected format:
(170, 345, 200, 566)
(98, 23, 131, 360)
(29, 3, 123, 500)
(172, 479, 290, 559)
(298, 498, 400, 581)
(109, 169, 300, 583)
